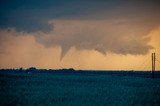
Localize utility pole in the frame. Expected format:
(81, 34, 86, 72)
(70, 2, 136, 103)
(152, 53, 156, 78)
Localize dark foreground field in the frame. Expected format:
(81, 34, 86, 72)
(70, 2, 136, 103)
(0, 70, 160, 106)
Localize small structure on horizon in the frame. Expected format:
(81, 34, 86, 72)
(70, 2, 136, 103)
(151, 53, 156, 78)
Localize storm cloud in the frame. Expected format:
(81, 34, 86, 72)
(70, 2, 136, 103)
(34, 19, 153, 59)
(0, 0, 160, 60)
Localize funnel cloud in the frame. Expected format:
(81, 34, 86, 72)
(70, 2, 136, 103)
(35, 20, 153, 59)
(0, 0, 159, 61)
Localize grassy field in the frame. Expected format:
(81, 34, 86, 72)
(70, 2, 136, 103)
(0, 71, 160, 106)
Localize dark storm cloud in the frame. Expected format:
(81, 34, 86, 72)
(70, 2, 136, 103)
(0, 0, 160, 32)
(0, 0, 160, 59)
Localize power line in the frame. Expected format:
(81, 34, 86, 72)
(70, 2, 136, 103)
(156, 58, 160, 63)
(137, 56, 151, 71)
(156, 58, 160, 70)
(141, 57, 151, 71)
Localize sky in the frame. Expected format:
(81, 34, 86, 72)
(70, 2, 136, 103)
(0, 0, 160, 70)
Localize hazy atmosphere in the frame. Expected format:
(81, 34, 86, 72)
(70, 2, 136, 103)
(0, 0, 160, 70)
(1, 1, 160, 106)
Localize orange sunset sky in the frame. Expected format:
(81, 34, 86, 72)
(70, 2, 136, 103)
(0, 0, 160, 70)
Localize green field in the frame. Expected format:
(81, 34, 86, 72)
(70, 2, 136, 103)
(0, 72, 160, 106)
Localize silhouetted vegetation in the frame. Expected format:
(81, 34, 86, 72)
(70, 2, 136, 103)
(1, 69, 160, 106)
(0, 68, 160, 78)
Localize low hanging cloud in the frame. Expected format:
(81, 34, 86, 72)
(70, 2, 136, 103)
(34, 19, 153, 59)
(0, 19, 154, 60)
